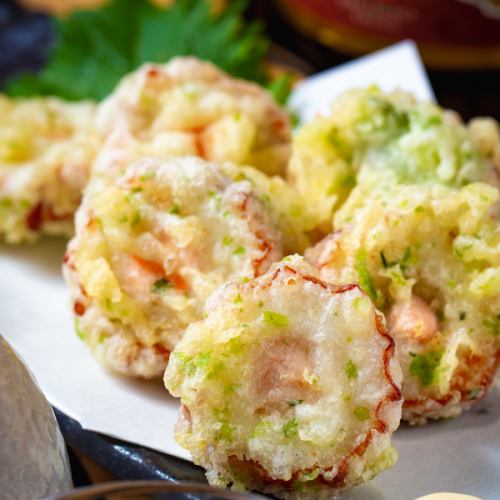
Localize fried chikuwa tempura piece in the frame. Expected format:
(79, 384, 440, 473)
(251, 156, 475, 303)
(63, 156, 287, 378)
(308, 177, 500, 424)
(0, 96, 99, 243)
(288, 86, 498, 233)
(96, 57, 291, 178)
(165, 256, 402, 499)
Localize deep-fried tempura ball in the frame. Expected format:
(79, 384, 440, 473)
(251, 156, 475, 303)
(165, 256, 402, 499)
(307, 176, 500, 423)
(0, 96, 98, 243)
(289, 86, 494, 232)
(63, 156, 285, 378)
(96, 57, 291, 176)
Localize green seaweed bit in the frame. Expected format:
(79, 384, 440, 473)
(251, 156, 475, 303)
(263, 310, 289, 327)
(436, 310, 445, 322)
(170, 204, 181, 215)
(224, 384, 240, 394)
(139, 171, 155, 182)
(0, 197, 13, 208)
(469, 388, 482, 400)
(380, 251, 391, 269)
(183, 352, 225, 379)
(184, 352, 211, 376)
(287, 399, 303, 407)
(353, 406, 370, 421)
(257, 300, 264, 308)
(459, 311, 467, 321)
(151, 278, 171, 294)
(399, 247, 415, 272)
(345, 359, 358, 379)
(283, 417, 299, 437)
(74, 318, 86, 340)
(222, 235, 233, 246)
(327, 126, 351, 160)
(131, 186, 142, 194)
(483, 315, 500, 337)
(409, 350, 443, 387)
(131, 211, 141, 226)
(341, 174, 356, 188)
(252, 420, 272, 437)
(355, 250, 378, 302)
(233, 246, 245, 255)
(300, 469, 320, 482)
(217, 422, 234, 442)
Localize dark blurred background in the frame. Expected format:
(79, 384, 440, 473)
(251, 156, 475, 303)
(1, 0, 499, 120)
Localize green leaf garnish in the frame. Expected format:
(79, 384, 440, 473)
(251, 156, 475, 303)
(5, 0, 270, 101)
(233, 246, 245, 255)
(265, 73, 293, 106)
(263, 310, 288, 327)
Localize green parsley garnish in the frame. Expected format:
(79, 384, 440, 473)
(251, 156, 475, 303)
(151, 278, 171, 295)
(233, 246, 245, 255)
(409, 350, 443, 387)
(6, 0, 272, 101)
(222, 236, 233, 246)
(263, 310, 288, 327)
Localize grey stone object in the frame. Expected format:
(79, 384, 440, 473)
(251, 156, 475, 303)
(0, 335, 72, 500)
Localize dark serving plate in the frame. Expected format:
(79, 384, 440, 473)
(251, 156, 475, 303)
(54, 408, 207, 485)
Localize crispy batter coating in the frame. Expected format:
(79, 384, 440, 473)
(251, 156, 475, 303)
(307, 177, 500, 423)
(63, 156, 284, 378)
(96, 57, 291, 176)
(288, 86, 495, 232)
(165, 256, 402, 498)
(0, 96, 99, 243)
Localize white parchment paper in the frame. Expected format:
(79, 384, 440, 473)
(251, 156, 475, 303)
(1, 42, 498, 500)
